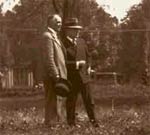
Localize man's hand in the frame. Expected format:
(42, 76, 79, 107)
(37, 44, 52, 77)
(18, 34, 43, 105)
(87, 67, 91, 75)
(54, 75, 60, 82)
(34, 82, 44, 89)
(76, 60, 86, 69)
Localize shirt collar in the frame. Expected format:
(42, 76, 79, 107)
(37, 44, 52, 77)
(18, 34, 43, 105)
(67, 36, 77, 47)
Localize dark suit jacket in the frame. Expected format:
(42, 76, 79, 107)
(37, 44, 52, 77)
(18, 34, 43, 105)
(63, 37, 91, 83)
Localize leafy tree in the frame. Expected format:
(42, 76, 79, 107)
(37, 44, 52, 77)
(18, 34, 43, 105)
(0, 0, 56, 66)
(119, 4, 146, 82)
(86, 7, 120, 72)
(0, 0, 121, 74)
(142, 0, 150, 19)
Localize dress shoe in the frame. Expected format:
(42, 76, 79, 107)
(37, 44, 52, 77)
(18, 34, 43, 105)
(90, 119, 99, 128)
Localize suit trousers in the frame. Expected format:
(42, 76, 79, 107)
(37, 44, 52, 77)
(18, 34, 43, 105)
(44, 77, 66, 125)
(66, 73, 95, 125)
(44, 77, 57, 125)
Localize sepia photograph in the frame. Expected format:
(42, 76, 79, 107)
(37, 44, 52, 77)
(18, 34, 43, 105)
(0, 0, 150, 134)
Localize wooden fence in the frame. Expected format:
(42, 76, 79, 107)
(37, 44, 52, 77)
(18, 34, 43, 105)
(1, 66, 34, 89)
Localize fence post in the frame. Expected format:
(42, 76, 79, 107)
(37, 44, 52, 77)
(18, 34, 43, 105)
(144, 19, 150, 85)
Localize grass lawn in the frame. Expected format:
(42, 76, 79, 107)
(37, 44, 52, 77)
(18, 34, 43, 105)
(0, 83, 150, 135)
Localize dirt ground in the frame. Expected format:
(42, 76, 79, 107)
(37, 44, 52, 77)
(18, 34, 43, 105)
(1, 83, 150, 135)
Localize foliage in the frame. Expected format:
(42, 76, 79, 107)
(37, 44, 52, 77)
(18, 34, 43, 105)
(1, 97, 150, 135)
(0, 0, 56, 66)
(118, 3, 148, 82)
(142, 0, 150, 19)
(90, 10, 120, 71)
(1, 0, 149, 82)
(0, 0, 120, 71)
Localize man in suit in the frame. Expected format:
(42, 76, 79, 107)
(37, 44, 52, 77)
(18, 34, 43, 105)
(62, 18, 98, 127)
(42, 14, 67, 125)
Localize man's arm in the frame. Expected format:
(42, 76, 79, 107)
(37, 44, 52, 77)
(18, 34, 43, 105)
(85, 42, 92, 75)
